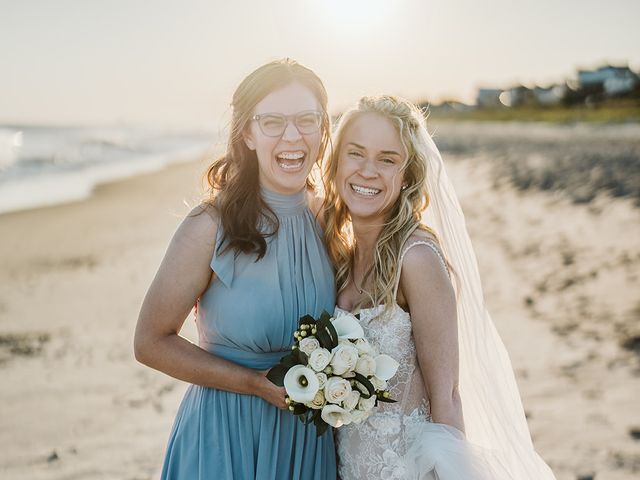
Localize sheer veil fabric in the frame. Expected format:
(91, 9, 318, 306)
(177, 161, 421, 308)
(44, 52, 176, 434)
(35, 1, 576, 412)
(420, 133, 556, 479)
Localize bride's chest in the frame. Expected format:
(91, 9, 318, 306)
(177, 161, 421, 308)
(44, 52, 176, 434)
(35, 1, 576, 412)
(356, 307, 416, 363)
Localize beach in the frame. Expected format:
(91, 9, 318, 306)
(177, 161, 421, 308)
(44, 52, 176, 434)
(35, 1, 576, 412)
(1, 122, 639, 479)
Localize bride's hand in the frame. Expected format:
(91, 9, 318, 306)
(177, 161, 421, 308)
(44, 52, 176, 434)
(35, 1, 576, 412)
(255, 369, 288, 410)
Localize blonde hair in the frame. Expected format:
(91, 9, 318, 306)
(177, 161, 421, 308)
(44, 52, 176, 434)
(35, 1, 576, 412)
(323, 95, 447, 319)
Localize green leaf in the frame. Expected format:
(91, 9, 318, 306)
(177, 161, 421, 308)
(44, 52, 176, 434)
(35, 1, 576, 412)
(316, 316, 338, 350)
(351, 372, 376, 399)
(266, 364, 288, 386)
(299, 314, 316, 328)
(292, 403, 308, 415)
(293, 348, 309, 365)
(314, 414, 328, 437)
(315, 328, 332, 350)
(279, 353, 299, 368)
(376, 392, 397, 403)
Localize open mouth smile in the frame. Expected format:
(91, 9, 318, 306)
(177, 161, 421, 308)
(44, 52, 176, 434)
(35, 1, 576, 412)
(350, 184, 381, 197)
(276, 151, 306, 170)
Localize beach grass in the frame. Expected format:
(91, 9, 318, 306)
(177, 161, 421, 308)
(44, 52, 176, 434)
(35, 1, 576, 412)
(429, 103, 640, 124)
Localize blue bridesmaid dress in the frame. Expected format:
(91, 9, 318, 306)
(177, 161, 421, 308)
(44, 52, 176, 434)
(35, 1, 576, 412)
(160, 187, 337, 479)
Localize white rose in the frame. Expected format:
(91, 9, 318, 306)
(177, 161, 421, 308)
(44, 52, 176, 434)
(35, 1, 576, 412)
(305, 389, 326, 410)
(350, 408, 370, 424)
(324, 376, 353, 404)
(316, 372, 327, 389)
(321, 404, 352, 428)
(343, 390, 361, 411)
(283, 365, 320, 403)
(332, 311, 365, 339)
(370, 375, 388, 391)
(354, 354, 377, 377)
(308, 348, 332, 372)
(330, 343, 359, 375)
(358, 394, 377, 412)
(354, 338, 373, 355)
(299, 336, 320, 356)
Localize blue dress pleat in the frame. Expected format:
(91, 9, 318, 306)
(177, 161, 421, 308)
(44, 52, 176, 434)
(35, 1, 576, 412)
(160, 187, 336, 479)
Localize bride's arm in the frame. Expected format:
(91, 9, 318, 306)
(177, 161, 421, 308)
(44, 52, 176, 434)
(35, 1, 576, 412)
(399, 244, 465, 434)
(133, 205, 287, 409)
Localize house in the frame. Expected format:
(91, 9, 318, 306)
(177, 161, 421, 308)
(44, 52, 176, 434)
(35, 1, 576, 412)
(578, 65, 640, 96)
(504, 85, 536, 107)
(533, 84, 567, 106)
(476, 88, 503, 108)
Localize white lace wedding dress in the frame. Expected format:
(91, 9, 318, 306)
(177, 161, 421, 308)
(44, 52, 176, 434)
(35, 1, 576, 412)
(336, 240, 498, 480)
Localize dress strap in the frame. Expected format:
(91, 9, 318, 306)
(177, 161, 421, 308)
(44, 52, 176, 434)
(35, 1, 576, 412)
(393, 239, 450, 299)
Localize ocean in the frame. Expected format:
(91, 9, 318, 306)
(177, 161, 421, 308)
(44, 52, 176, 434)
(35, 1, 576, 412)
(0, 125, 214, 214)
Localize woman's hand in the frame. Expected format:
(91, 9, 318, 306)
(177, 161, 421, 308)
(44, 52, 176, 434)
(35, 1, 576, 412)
(256, 370, 288, 409)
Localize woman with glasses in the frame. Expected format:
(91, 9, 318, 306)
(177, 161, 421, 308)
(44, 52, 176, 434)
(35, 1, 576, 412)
(134, 59, 336, 479)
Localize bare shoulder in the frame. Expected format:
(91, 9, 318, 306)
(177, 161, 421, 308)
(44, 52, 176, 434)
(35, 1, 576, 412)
(398, 235, 454, 312)
(400, 230, 448, 282)
(176, 203, 219, 247)
(407, 227, 439, 246)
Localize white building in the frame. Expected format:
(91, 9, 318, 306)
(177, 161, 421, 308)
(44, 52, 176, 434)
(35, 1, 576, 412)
(578, 65, 638, 94)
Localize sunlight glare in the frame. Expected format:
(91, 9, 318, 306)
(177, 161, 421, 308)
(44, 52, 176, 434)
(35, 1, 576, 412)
(321, 0, 391, 29)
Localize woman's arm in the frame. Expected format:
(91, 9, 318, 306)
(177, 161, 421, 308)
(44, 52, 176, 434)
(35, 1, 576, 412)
(133, 205, 287, 409)
(399, 243, 465, 434)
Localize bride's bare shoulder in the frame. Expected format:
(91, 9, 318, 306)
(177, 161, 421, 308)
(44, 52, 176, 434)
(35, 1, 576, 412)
(404, 227, 440, 249)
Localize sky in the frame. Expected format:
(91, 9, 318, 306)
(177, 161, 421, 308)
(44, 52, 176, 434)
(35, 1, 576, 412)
(1, 0, 639, 129)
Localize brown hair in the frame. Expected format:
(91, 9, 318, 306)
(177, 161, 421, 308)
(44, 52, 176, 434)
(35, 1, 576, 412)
(204, 58, 330, 259)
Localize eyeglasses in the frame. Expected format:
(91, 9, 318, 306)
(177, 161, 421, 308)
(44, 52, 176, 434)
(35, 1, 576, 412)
(251, 110, 324, 137)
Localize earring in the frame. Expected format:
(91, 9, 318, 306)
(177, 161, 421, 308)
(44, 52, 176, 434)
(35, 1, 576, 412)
(401, 184, 408, 191)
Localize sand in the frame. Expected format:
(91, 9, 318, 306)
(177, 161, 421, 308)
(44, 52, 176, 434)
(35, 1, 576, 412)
(0, 140, 638, 479)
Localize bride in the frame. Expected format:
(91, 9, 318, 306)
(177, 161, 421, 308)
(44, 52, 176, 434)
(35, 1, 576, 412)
(322, 95, 556, 479)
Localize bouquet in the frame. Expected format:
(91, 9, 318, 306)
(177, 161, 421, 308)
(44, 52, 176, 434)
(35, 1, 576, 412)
(267, 310, 400, 436)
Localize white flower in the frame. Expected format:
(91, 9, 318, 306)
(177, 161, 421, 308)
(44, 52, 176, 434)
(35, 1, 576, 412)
(305, 389, 326, 410)
(332, 311, 364, 339)
(375, 354, 400, 381)
(299, 336, 320, 356)
(370, 375, 388, 391)
(350, 408, 370, 424)
(343, 390, 361, 411)
(315, 372, 328, 389)
(358, 394, 377, 412)
(321, 404, 352, 428)
(283, 365, 320, 403)
(308, 347, 332, 372)
(330, 343, 360, 375)
(354, 337, 373, 355)
(324, 376, 352, 404)
(355, 354, 377, 377)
